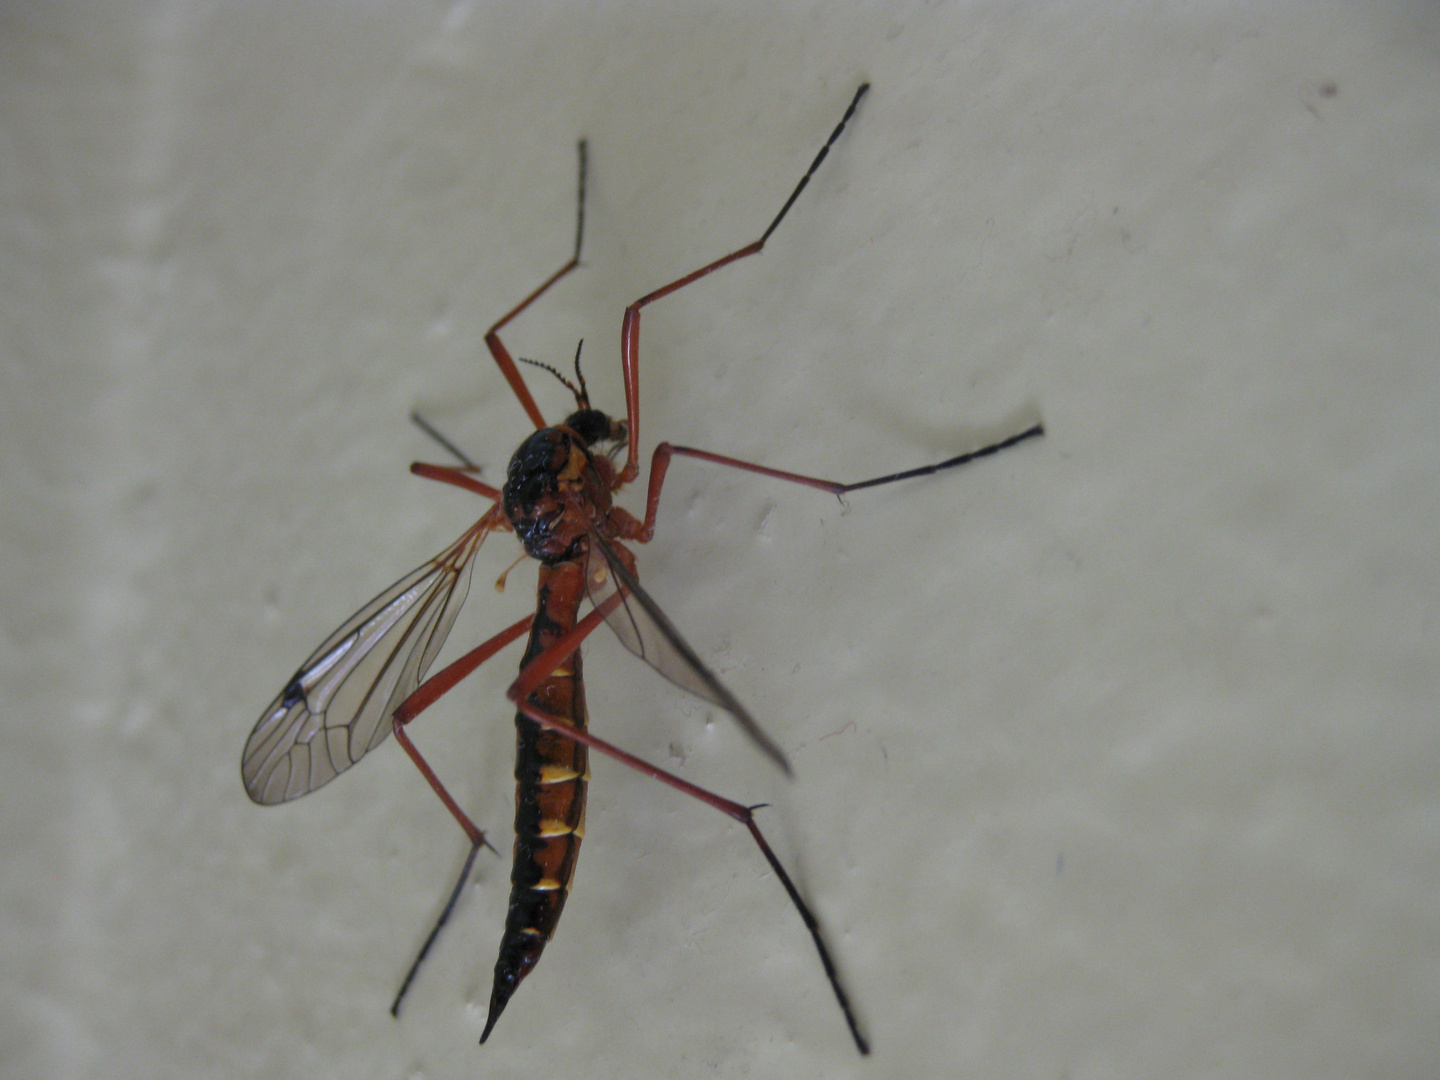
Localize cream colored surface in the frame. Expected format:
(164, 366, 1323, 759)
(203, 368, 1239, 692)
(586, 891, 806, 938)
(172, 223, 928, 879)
(5, 4, 1438, 1078)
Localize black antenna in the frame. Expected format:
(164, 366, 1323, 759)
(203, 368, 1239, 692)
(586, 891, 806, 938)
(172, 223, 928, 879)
(570, 339, 589, 407)
(518, 339, 589, 409)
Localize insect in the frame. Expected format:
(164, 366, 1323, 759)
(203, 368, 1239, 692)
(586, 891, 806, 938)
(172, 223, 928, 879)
(242, 84, 1042, 1055)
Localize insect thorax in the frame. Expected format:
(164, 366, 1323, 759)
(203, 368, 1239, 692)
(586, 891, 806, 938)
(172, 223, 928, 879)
(502, 412, 623, 565)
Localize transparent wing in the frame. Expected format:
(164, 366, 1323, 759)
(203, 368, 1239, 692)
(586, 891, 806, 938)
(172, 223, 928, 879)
(584, 531, 790, 773)
(242, 520, 492, 804)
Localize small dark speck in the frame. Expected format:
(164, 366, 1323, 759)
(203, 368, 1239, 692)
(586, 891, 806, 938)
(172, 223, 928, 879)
(1305, 81, 1339, 119)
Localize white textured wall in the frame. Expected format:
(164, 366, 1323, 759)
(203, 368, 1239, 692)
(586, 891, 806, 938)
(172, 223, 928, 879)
(5, 4, 1438, 1078)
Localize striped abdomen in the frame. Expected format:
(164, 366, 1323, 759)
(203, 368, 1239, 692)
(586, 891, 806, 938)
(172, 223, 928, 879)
(481, 559, 590, 1041)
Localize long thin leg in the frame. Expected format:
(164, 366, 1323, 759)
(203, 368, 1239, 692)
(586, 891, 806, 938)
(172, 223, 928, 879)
(617, 85, 870, 481)
(382, 612, 534, 1016)
(391, 838, 483, 1017)
(389, 613, 535, 844)
(505, 600, 871, 1054)
(409, 461, 504, 502)
(636, 422, 1045, 539)
(411, 410, 480, 470)
(485, 140, 588, 430)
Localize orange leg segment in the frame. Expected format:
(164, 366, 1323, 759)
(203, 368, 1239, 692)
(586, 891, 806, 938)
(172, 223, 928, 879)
(385, 611, 536, 1017)
(483, 140, 589, 430)
(409, 461, 504, 502)
(635, 422, 1046, 540)
(616, 85, 870, 481)
(390, 613, 535, 845)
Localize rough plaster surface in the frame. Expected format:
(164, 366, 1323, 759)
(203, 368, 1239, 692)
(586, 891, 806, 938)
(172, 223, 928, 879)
(4, 4, 1439, 1078)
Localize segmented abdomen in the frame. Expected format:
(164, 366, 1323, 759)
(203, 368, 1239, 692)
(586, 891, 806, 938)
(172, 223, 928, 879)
(483, 559, 590, 1039)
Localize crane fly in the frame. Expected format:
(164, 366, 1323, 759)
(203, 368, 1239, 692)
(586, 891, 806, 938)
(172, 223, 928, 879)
(242, 83, 1043, 1055)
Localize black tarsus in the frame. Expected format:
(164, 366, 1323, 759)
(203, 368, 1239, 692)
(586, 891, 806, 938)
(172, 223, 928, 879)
(573, 139, 587, 263)
(759, 83, 869, 245)
(391, 837, 487, 1017)
(410, 411, 479, 470)
(747, 816, 870, 1055)
(840, 422, 1045, 495)
(502, 138, 589, 414)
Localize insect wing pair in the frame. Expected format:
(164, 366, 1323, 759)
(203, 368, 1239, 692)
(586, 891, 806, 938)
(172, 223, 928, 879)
(242, 520, 764, 806)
